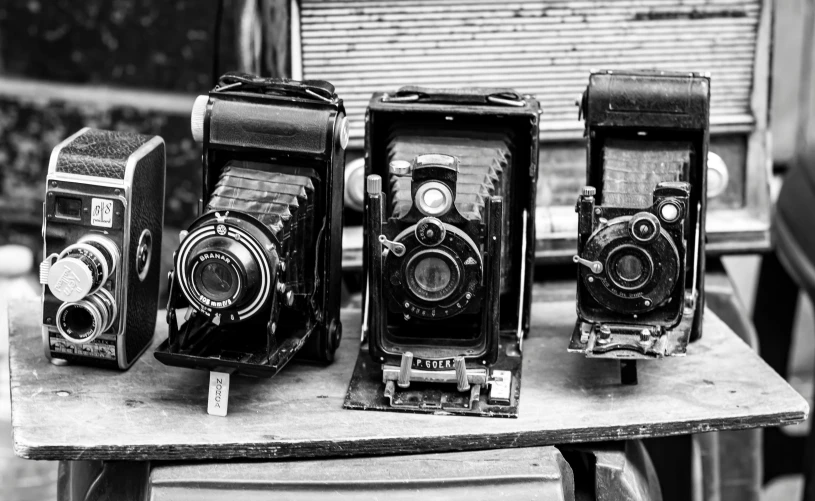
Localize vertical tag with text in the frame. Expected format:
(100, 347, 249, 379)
(207, 371, 230, 417)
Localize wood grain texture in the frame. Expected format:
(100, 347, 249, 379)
(7, 295, 807, 461)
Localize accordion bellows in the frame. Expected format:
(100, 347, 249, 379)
(385, 125, 514, 290)
(602, 139, 692, 208)
(206, 162, 319, 294)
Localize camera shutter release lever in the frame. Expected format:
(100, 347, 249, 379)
(378, 235, 406, 257)
(573, 255, 603, 274)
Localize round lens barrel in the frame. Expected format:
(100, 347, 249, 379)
(195, 261, 239, 303)
(615, 254, 644, 282)
(413, 256, 452, 293)
(48, 236, 119, 302)
(56, 288, 116, 344)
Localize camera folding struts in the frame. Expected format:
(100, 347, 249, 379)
(344, 86, 540, 417)
(570, 70, 711, 382)
(155, 72, 347, 377)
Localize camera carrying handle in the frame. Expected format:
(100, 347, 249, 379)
(385, 86, 525, 107)
(215, 72, 337, 102)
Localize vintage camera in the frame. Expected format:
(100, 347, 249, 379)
(155, 73, 347, 377)
(354, 87, 539, 415)
(570, 70, 710, 366)
(40, 128, 165, 369)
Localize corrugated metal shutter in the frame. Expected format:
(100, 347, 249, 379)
(298, 0, 760, 143)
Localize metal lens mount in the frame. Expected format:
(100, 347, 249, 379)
(56, 288, 116, 344)
(190, 249, 244, 308)
(581, 215, 680, 315)
(176, 214, 275, 322)
(405, 249, 461, 302)
(383, 222, 482, 320)
(415, 181, 453, 217)
(606, 244, 655, 291)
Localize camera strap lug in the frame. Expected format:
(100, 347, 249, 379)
(378, 235, 406, 257)
(573, 255, 604, 274)
(39, 253, 59, 285)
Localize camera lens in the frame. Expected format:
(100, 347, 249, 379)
(414, 256, 452, 293)
(48, 235, 119, 303)
(195, 261, 238, 303)
(616, 254, 644, 282)
(63, 307, 95, 338)
(606, 245, 654, 291)
(405, 249, 461, 302)
(178, 216, 273, 318)
(56, 288, 116, 344)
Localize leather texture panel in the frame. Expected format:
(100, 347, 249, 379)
(124, 141, 165, 366)
(56, 129, 153, 179)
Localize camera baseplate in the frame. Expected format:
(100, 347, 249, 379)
(344, 338, 522, 418)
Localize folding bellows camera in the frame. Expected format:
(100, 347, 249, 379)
(155, 73, 347, 377)
(348, 87, 539, 416)
(570, 70, 710, 366)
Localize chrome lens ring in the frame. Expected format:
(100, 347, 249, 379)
(415, 181, 454, 217)
(405, 248, 461, 302)
(56, 288, 116, 344)
(176, 216, 273, 321)
(605, 244, 655, 292)
(79, 234, 120, 279)
(56, 242, 108, 296)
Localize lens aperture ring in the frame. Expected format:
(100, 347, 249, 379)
(176, 214, 274, 323)
(56, 287, 116, 344)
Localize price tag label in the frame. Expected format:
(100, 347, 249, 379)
(207, 371, 230, 417)
(90, 198, 114, 228)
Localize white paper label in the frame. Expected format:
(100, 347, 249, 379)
(489, 370, 512, 404)
(207, 371, 230, 417)
(90, 198, 114, 227)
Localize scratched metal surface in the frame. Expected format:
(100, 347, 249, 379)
(7, 290, 807, 461)
(300, 0, 761, 142)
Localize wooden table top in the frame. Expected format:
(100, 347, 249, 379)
(7, 294, 807, 461)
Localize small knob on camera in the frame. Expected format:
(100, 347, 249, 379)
(190, 95, 209, 142)
(367, 175, 382, 196)
(582, 186, 596, 197)
(390, 160, 412, 176)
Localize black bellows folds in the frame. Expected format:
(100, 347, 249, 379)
(385, 125, 514, 292)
